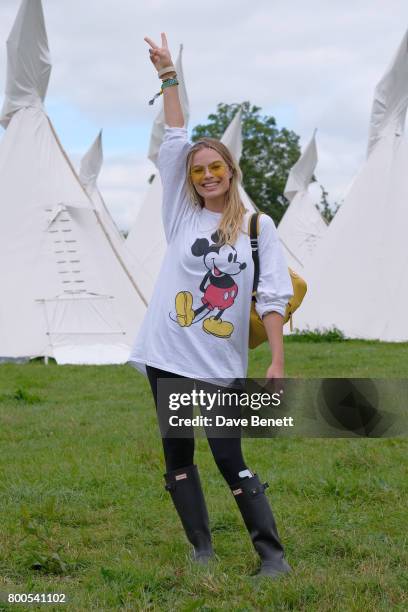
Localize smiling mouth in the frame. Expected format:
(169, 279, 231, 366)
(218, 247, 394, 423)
(201, 181, 220, 188)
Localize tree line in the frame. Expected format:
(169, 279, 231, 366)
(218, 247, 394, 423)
(192, 101, 338, 224)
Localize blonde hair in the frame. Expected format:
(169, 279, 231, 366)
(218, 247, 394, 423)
(186, 138, 246, 245)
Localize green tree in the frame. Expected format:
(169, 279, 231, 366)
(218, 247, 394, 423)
(192, 102, 301, 223)
(317, 184, 339, 223)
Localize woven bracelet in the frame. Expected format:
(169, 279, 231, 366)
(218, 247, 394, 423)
(161, 77, 179, 90)
(148, 78, 179, 105)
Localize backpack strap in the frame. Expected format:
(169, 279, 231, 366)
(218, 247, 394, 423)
(248, 212, 261, 297)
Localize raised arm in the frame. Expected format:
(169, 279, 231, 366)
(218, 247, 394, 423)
(143, 33, 191, 243)
(144, 32, 184, 127)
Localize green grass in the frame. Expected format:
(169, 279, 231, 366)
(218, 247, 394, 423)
(0, 340, 407, 611)
(250, 338, 408, 377)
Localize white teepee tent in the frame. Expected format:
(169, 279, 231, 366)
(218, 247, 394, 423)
(277, 131, 327, 273)
(78, 131, 150, 300)
(79, 130, 124, 247)
(220, 106, 256, 214)
(294, 29, 408, 341)
(367, 30, 408, 157)
(221, 106, 243, 160)
(0, 0, 146, 364)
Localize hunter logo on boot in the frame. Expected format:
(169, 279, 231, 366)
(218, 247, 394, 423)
(175, 473, 188, 481)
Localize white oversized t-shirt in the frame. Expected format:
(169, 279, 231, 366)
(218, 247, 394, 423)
(129, 127, 293, 380)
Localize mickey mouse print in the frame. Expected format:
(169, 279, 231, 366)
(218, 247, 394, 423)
(171, 231, 247, 338)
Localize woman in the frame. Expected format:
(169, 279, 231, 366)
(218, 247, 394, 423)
(129, 32, 293, 578)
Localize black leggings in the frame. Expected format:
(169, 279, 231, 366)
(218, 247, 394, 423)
(146, 365, 249, 486)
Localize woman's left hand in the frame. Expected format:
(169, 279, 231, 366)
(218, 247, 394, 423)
(265, 361, 284, 379)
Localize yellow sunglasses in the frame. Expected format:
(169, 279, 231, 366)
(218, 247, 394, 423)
(190, 161, 228, 184)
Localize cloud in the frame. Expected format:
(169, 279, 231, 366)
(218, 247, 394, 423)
(1, 0, 408, 227)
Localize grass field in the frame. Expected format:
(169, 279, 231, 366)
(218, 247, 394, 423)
(0, 339, 407, 611)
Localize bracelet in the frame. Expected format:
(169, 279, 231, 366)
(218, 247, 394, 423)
(158, 65, 176, 78)
(161, 77, 179, 90)
(148, 78, 179, 106)
(160, 72, 177, 81)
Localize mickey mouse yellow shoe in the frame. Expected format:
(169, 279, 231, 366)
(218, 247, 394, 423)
(175, 291, 194, 327)
(203, 316, 234, 338)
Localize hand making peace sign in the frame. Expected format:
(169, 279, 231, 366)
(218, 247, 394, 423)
(144, 32, 173, 73)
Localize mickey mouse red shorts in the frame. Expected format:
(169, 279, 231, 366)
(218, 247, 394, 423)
(201, 283, 238, 310)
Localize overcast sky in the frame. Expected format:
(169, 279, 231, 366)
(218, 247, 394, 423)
(1, 0, 408, 230)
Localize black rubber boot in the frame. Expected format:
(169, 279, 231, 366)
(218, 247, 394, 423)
(164, 464, 214, 564)
(230, 474, 291, 577)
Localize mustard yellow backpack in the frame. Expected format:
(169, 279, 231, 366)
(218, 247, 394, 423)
(248, 212, 307, 349)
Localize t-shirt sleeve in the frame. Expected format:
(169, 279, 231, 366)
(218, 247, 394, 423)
(255, 214, 293, 319)
(157, 126, 193, 243)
